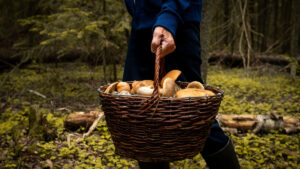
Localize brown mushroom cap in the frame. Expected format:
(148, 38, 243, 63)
(131, 81, 139, 94)
(132, 80, 154, 94)
(104, 82, 118, 93)
(175, 88, 207, 98)
(187, 81, 205, 90)
(161, 70, 181, 87)
(159, 86, 163, 96)
(131, 81, 139, 89)
(117, 82, 130, 93)
(203, 90, 215, 96)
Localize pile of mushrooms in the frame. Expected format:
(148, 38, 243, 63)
(104, 70, 215, 98)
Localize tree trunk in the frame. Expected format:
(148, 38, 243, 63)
(224, 0, 229, 46)
(290, 0, 300, 78)
(200, 0, 212, 83)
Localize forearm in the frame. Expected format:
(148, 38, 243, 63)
(153, 0, 191, 37)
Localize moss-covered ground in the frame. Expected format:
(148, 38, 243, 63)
(0, 63, 299, 169)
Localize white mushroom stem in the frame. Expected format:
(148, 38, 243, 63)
(136, 86, 154, 96)
(162, 78, 176, 97)
(119, 90, 131, 95)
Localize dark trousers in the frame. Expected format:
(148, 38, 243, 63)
(123, 22, 229, 168)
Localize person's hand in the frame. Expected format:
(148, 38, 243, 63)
(151, 26, 176, 58)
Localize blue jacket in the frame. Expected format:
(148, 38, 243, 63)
(124, 0, 202, 37)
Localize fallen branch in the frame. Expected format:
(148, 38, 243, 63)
(57, 107, 72, 113)
(218, 114, 300, 134)
(64, 111, 104, 131)
(83, 112, 105, 138)
(209, 51, 300, 67)
(46, 159, 53, 169)
(28, 89, 47, 99)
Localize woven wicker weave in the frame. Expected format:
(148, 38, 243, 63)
(98, 47, 224, 162)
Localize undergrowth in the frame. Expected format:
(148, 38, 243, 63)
(0, 63, 299, 169)
(207, 66, 300, 116)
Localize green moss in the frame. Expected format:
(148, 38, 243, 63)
(230, 132, 299, 168)
(0, 107, 29, 136)
(171, 154, 207, 169)
(207, 66, 300, 116)
(37, 141, 58, 158)
(45, 112, 66, 136)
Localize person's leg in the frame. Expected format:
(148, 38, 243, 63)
(201, 132, 240, 169)
(201, 121, 229, 155)
(123, 28, 170, 169)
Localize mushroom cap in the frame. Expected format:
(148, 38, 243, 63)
(117, 82, 130, 93)
(159, 86, 163, 96)
(131, 81, 139, 94)
(132, 80, 154, 94)
(104, 82, 118, 93)
(162, 77, 176, 97)
(175, 88, 207, 98)
(203, 90, 215, 96)
(131, 81, 139, 89)
(161, 70, 181, 87)
(187, 81, 205, 90)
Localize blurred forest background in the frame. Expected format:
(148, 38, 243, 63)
(0, 0, 299, 78)
(0, 0, 299, 168)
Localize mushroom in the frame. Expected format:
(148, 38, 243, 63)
(131, 81, 138, 94)
(186, 81, 215, 96)
(187, 81, 205, 90)
(104, 82, 118, 93)
(175, 88, 216, 98)
(136, 86, 154, 96)
(161, 70, 181, 87)
(119, 90, 131, 95)
(161, 77, 177, 97)
(117, 82, 131, 95)
(175, 88, 207, 98)
(132, 70, 182, 97)
(203, 90, 215, 96)
(132, 80, 154, 94)
(135, 85, 164, 96)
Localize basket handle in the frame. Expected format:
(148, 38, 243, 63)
(139, 45, 164, 114)
(153, 45, 162, 99)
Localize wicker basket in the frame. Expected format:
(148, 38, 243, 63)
(98, 47, 224, 162)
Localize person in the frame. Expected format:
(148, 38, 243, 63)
(122, 1, 240, 168)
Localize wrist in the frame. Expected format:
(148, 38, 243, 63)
(153, 11, 179, 38)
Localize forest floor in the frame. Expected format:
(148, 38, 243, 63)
(0, 62, 299, 169)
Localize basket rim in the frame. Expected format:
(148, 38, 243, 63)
(97, 81, 224, 100)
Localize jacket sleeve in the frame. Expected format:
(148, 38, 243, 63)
(124, 0, 133, 16)
(153, 0, 191, 37)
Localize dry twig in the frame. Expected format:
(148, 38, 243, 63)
(83, 112, 105, 138)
